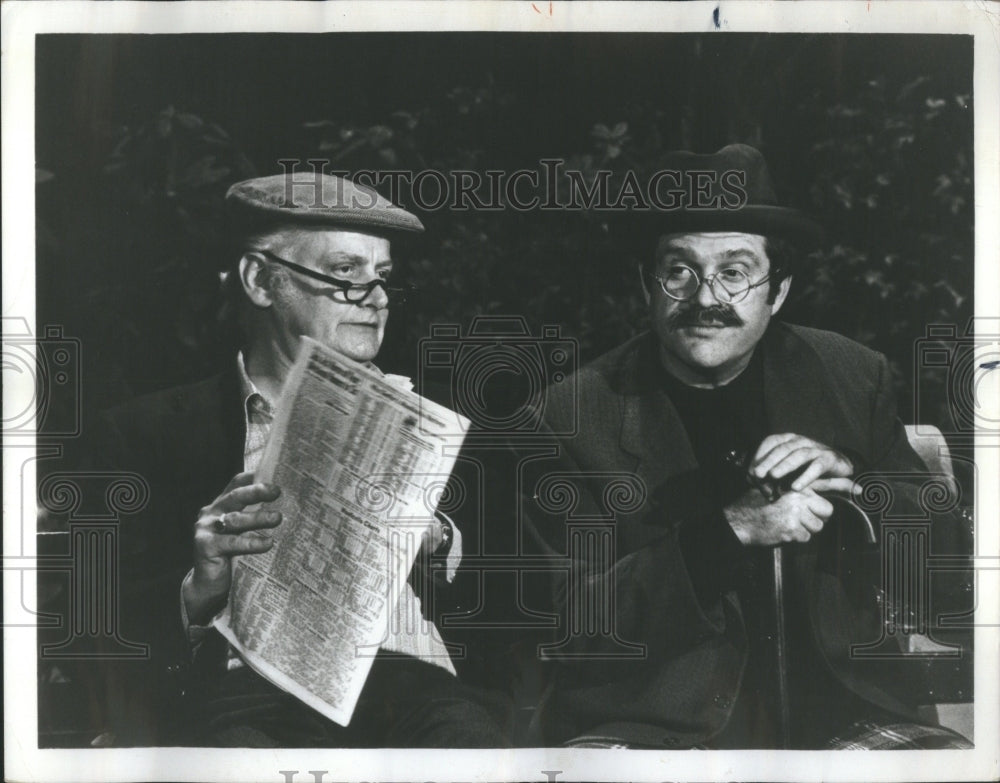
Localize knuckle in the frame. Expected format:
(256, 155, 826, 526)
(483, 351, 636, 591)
(258, 510, 279, 525)
(193, 532, 213, 552)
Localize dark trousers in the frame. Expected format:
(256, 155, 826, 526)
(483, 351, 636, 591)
(193, 651, 511, 748)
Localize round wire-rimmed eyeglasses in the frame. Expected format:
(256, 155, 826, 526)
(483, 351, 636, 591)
(646, 265, 771, 304)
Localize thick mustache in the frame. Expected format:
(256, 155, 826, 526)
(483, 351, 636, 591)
(668, 305, 744, 329)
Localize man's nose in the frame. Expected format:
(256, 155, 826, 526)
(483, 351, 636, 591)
(362, 280, 389, 309)
(692, 274, 720, 306)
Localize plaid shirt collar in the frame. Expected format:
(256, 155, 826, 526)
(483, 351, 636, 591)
(235, 350, 275, 421)
(236, 350, 414, 407)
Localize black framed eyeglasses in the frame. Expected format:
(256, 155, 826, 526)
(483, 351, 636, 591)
(252, 249, 415, 304)
(646, 265, 771, 304)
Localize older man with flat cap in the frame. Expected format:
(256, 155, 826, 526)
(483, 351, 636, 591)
(520, 145, 972, 749)
(93, 172, 506, 747)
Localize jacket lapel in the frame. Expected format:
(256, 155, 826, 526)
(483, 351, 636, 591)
(159, 365, 247, 499)
(761, 324, 842, 447)
(613, 324, 846, 488)
(614, 334, 699, 488)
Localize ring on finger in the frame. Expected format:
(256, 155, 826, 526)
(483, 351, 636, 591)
(214, 513, 231, 533)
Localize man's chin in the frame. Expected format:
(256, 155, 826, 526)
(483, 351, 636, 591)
(663, 341, 746, 377)
(310, 338, 381, 364)
(339, 346, 381, 363)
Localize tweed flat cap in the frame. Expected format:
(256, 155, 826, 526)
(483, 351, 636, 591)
(226, 173, 424, 234)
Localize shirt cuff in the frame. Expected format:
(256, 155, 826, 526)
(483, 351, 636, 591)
(433, 511, 462, 583)
(180, 569, 216, 650)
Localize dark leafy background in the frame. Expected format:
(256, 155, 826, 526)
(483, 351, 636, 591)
(36, 34, 973, 452)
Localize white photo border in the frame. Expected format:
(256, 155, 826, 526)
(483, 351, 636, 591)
(3, 2, 998, 782)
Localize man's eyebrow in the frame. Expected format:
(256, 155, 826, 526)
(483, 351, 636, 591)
(657, 245, 694, 261)
(321, 253, 393, 267)
(722, 249, 764, 264)
(322, 253, 368, 265)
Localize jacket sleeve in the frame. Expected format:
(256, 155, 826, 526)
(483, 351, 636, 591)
(515, 434, 746, 745)
(79, 409, 200, 745)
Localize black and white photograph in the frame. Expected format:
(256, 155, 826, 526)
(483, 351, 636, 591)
(3, 2, 998, 781)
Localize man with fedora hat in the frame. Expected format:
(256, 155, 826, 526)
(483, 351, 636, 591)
(519, 144, 972, 749)
(89, 171, 506, 746)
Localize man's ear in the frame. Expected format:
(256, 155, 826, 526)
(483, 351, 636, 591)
(770, 275, 792, 315)
(239, 253, 275, 308)
(638, 263, 652, 306)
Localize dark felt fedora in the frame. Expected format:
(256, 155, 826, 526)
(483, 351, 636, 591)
(226, 172, 424, 234)
(637, 143, 822, 245)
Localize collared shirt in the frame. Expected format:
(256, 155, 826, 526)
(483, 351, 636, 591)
(181, 352, 457, 676)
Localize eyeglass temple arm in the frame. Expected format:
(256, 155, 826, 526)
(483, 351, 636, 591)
(252, 250, 416, 303)
(254, 250, 355, 291)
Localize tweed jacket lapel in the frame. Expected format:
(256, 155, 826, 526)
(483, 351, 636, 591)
(759, 323, 848, 451)
(612, 323, 851, 489)
(151, 365, 247, 511)
(613, 334, 699, 501)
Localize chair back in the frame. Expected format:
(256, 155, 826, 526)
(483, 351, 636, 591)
(904, 424, 957, 488)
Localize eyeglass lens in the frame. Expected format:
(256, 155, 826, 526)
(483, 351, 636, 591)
(340, 279, 391, 303)
(661, 267, 752, 303)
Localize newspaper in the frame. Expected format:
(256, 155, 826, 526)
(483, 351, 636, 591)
(213, 337, 469, 726)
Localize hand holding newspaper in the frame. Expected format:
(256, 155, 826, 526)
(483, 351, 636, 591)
(214, 337, 469, 725)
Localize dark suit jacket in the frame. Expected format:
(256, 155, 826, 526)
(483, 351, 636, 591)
(520, 322, 970, 747)
(87, 365, 502, 745)
(88, 369, 246, 744)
